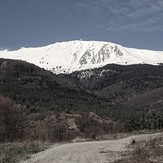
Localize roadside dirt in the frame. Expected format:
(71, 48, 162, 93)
(21, 132, 162, 163)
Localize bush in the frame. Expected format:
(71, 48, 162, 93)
(0, 95, 26, 141)
(0, 141, 45, 163)
(114, 136, 163, 163)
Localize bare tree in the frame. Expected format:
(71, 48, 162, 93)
(0, 95, 25, 141)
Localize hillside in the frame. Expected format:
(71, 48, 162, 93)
(1, 58, 125, 145)
(0, 58, 109, 114)
(0, 58, 163, 134)
(125, 87, 163, 106)
(62, 64, 163, 105)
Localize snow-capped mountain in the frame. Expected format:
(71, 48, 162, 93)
(0, 40, 163, 74)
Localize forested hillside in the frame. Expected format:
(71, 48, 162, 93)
(0, 59, 163, 143)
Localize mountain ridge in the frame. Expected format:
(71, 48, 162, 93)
(0, 40, 163, 74)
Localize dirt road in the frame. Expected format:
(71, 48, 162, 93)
(21, 133, 162, 163)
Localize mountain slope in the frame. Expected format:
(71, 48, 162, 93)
(125, 87, 163, 106)
(61, 64, 163, 105)
(0, 40, 163, 74)
(0, 58, 110, 113)
(0, 59, 125, 142)
(0, 58, 163, 132)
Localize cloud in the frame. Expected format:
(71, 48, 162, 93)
(76, 0, 163, 32)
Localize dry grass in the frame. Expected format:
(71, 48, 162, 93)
(114, 135, 163, 163)
(0, 141, 49, 163)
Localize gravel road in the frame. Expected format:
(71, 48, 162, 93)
(21, 132, 162, 163)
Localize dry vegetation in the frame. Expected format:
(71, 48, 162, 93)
(0, 95, 123, 162)
(0, 141, 48, 163)
(0, 96, 47, 163)
(113, 135, 163, 163)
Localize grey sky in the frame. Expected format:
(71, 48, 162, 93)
(0, 0, 163, 50)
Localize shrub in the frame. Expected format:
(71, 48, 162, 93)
(0, 95, 26, 141)
(0, 141, 45, 163)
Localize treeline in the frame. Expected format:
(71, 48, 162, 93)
(102, 104, 163, 132)
(125, 110, 163, 131)
(1, 95, 163, 143)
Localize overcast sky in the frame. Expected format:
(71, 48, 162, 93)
(0, 0, 163, 50)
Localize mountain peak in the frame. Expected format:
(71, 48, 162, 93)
(0, 40, 163, 74)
